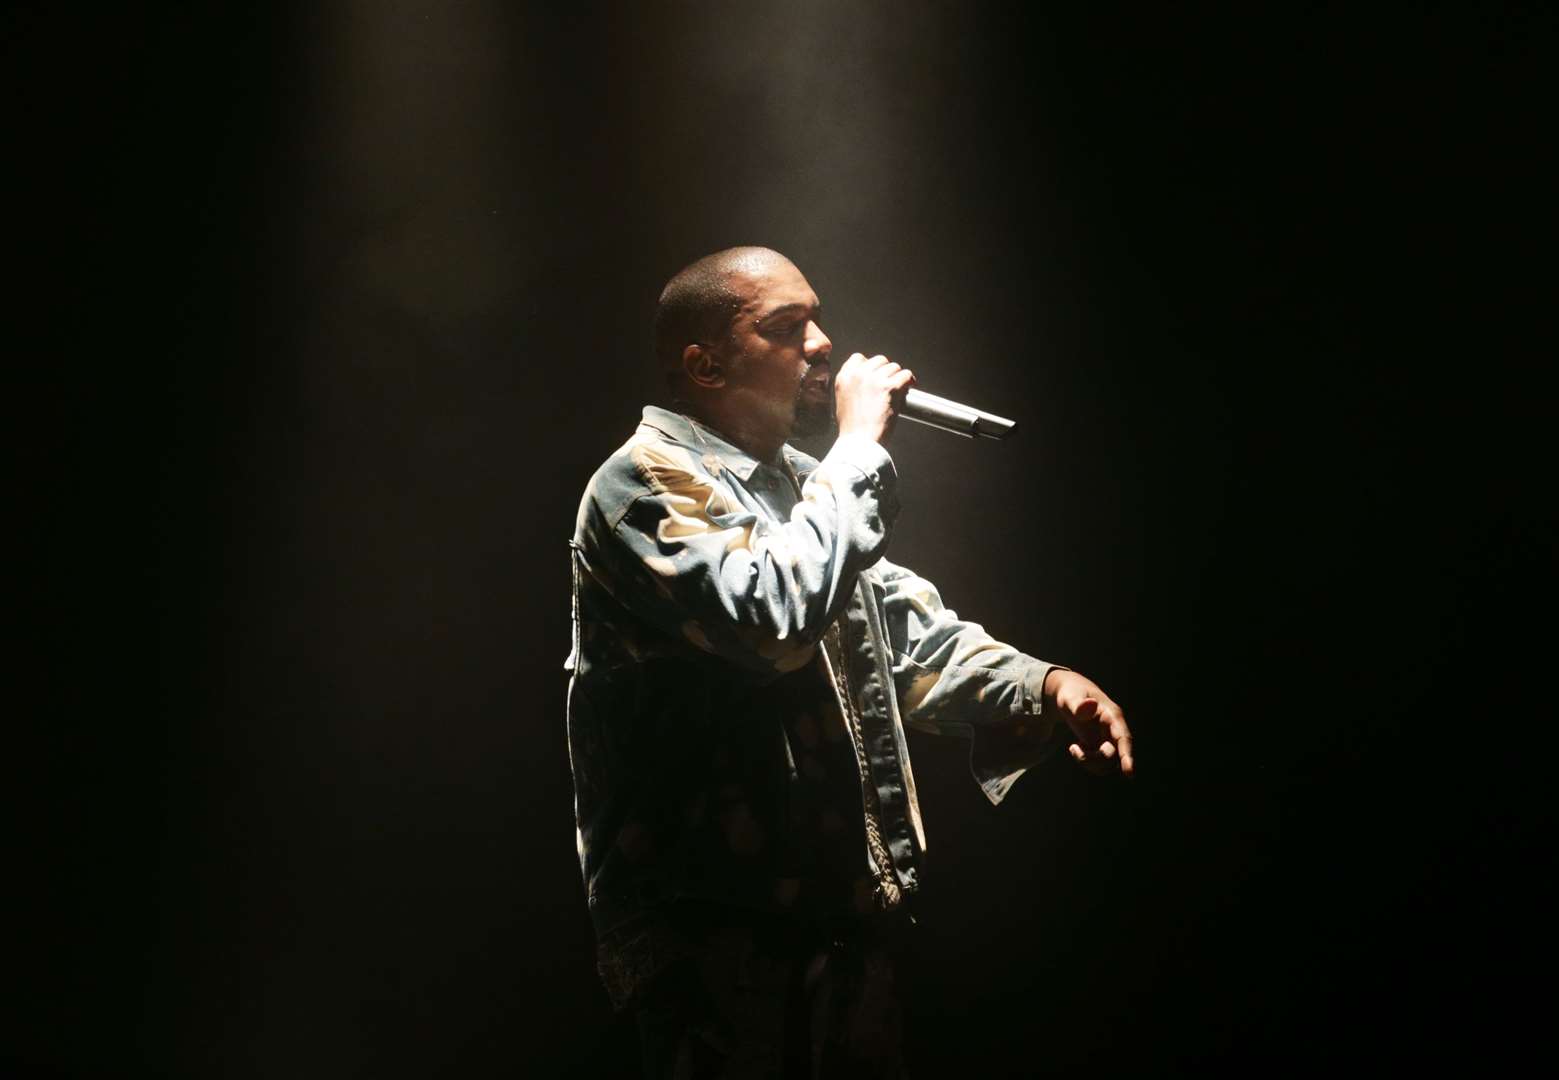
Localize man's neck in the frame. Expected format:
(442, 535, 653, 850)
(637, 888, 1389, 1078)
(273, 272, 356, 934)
(677, 402, 786, 465)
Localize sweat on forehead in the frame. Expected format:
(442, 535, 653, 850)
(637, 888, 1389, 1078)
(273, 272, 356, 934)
(719, 247, 792, 282)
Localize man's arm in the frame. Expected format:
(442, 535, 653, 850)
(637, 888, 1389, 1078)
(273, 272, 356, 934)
(579, 353, 916, 677)
(579, 432, 899, 676)
(875, 558, 1133, 801)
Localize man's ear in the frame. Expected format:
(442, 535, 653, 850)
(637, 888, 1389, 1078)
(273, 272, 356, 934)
(683, 343, 726, 389)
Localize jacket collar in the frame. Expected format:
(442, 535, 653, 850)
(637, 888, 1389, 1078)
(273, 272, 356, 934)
(782, 443, 821, 484)
(639, 405, 764, 482)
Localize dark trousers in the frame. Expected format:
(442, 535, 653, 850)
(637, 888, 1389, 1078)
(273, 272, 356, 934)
(630, 905, 909, 1079)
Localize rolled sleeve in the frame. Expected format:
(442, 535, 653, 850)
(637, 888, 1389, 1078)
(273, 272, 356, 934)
(876, 558, 1068, 804)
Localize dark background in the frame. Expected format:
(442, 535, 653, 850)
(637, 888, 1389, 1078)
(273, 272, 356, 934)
(14, 2, 1550, 1076)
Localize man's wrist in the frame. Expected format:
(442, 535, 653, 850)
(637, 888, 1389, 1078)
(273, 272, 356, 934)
(1042, 666, 1070, 711)
(822, 433, 897, 490)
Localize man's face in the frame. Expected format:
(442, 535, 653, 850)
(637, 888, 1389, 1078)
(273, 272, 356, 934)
(713, 258, 834, 439)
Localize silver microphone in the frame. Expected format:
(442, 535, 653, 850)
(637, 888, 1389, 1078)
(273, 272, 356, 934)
(900, 388, 1016, 439)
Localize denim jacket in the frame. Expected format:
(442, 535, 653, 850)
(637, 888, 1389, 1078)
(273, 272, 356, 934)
(567, 407, 1063, 956)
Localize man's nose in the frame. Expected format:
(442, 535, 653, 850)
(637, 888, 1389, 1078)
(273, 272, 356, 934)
(804, 321, 832, 363)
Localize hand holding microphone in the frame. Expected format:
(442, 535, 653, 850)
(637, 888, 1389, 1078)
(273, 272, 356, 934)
(833, 352, 1016, 444)
(833, 353, 917, 445)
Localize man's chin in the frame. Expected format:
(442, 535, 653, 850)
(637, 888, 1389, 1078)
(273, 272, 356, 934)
(790, 396, 836, 440)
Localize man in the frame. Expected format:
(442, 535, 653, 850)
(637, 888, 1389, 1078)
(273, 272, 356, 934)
(566, 246, 1133, 1077)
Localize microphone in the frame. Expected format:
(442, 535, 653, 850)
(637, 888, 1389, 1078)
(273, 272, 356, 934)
(900, 388, 1016, 439)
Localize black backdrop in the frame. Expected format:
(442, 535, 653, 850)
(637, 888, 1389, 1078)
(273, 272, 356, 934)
(14, 3, 1550, 1076)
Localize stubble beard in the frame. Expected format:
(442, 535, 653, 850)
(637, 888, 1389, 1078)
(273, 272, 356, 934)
(790, 384, 836, 441)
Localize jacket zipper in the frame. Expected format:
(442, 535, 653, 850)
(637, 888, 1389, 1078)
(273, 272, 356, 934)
(819, 621, 902, 911)
(781, 454, 902, 912)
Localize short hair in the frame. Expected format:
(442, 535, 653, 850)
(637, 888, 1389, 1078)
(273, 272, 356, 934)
(654, 246, 789, 383)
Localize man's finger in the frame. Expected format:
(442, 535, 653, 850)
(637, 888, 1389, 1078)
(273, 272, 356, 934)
(1100, 705, 1134, 775)
(1116, 730, 1134, 774)
(1097, 740, 1116, 760)
(1069, 743, 1086, 762)
(1067, 697, 1101, 745)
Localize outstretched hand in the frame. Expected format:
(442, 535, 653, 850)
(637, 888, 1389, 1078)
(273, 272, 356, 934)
(1044, 669, 1134, 776)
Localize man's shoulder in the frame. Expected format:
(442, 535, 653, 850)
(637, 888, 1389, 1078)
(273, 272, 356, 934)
(576, 409, 710, 535)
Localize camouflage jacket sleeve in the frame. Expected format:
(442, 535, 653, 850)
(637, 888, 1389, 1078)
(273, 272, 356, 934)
(579, 433, 900, 677)
(874, 557, 1066, 804)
